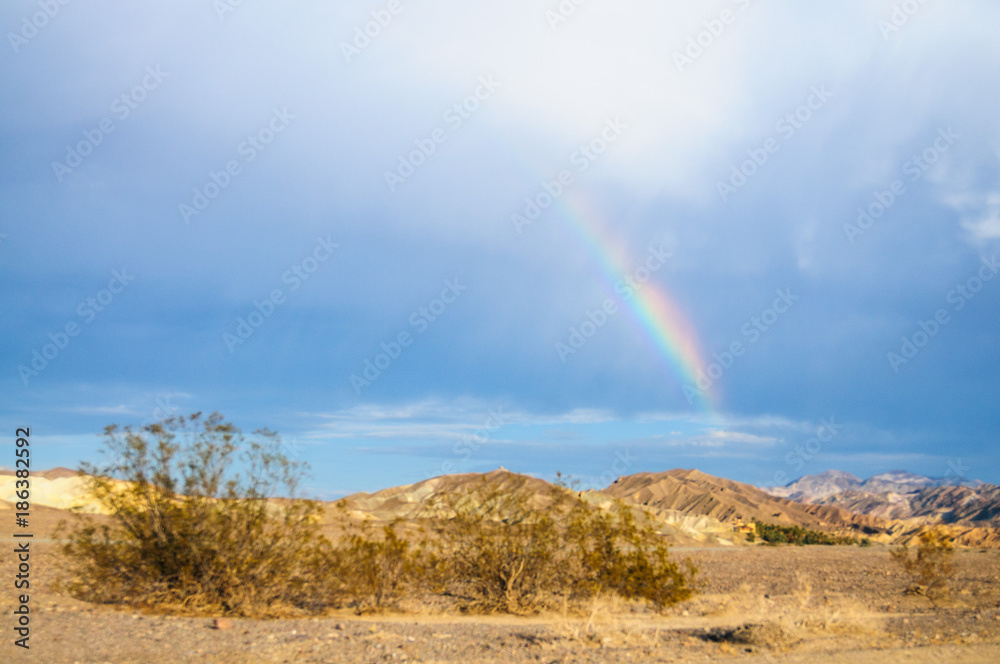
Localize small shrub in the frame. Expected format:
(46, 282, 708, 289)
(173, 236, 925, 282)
(890, 527, 955, 602)
(705, 622, 791, 649)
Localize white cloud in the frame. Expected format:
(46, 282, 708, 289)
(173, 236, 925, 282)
(943, 190, 1000, 244)
(66, 404, 142, 416)
(703, 430, 780, 446)
(962, 205, 1000, 242)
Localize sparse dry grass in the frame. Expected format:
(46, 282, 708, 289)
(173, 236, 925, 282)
(670, 569, 889, 650)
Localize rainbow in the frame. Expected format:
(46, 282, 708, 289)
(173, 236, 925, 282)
(553, 190, 720, 415)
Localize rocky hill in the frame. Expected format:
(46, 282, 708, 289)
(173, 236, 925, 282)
(338, 468, 745, 547)
(338, 468, 560, 521)
(599, 468, 890, 538)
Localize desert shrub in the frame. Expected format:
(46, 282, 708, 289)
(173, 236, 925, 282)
(566, 500, 696, 610)
(59, 412, 331, 616)
(60, 419, 696, 617)
(326, 514, 428, 613)
(890, 527, 955, 601)
(432, 477, 565, 614)
(432, 475, 696, 615)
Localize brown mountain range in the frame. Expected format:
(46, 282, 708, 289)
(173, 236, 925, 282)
(9, 466, 1000, 548)
(761, 470, 1000, 533)
(598, 468, 890, 536)
(812, 484, 1000, 526)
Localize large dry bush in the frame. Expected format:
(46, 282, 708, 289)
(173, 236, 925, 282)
(431, 475, 696, 615)
(567, 499, 697, 610)
(325, 510, 429, 613)
(431, 477, 565, 613)
(59, 412, 330, 616)
(890, 526, 956, 602)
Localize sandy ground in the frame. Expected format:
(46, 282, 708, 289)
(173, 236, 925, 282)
(3, 528, 1000, 663)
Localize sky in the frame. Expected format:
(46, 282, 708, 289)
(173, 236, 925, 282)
(2, 1, 998, 498)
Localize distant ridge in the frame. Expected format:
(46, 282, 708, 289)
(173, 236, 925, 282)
(763, 470, 978, 503)
(763, 470, 862, 502)
(761, 470, 1000, 528)
(0, 466, 80, 480)
(599, 468, 889, 535)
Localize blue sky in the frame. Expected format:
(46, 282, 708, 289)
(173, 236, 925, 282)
(2, 1, 998, 498)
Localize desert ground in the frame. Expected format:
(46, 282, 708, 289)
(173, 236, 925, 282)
(4, 529, 999, 663)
